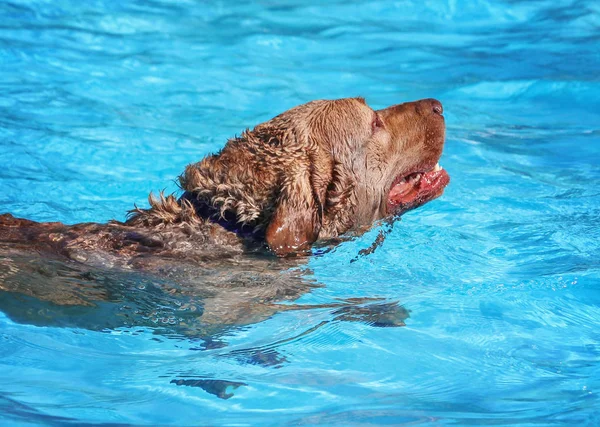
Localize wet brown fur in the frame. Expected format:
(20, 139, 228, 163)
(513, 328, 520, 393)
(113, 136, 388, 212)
(127, 98, 367, 254)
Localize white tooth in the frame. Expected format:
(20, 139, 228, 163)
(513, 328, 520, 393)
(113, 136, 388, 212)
(433, 163, 441, 172)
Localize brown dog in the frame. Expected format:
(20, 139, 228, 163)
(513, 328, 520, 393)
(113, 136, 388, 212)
(0, 97, 448, 333)
(2, 97, 448, 258)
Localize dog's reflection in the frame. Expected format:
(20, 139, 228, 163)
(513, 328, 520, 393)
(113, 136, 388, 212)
(0, 250, 409, 398)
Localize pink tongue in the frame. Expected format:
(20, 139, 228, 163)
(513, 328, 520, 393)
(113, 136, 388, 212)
(389, 181, 416, 204)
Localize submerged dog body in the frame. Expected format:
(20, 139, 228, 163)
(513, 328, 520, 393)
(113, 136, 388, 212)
(1, 97, 449, 265)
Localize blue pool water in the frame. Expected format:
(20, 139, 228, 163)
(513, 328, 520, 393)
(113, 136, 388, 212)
(1, 0, 600, 425)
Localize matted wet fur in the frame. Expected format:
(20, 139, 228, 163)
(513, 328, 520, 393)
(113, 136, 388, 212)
(0, 97, 449, 338)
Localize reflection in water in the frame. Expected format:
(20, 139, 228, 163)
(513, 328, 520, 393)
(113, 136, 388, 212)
(0, 246, 409, 399)
(333, 301, 409, 327)
(0, 248, 409, 336)
(0, 248, 309, 336)
(170, 379, 247, 400)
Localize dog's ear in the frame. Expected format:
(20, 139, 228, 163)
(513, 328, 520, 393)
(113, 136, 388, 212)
(265, 166, 319, 257)
(265, 150, 331, 257)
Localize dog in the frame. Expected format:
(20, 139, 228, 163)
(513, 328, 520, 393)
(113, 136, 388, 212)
(0, 97, 449, 336)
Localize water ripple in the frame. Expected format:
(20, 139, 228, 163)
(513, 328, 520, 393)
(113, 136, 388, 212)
(1, 0, 599, 425)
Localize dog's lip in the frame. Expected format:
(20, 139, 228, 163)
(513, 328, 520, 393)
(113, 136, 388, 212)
(386, 162, 450, 215)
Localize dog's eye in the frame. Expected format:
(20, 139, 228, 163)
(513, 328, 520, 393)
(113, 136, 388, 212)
(371, 114, 384, 132)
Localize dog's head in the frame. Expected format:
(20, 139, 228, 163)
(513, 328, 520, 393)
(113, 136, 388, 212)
(180, 97, 449, 256)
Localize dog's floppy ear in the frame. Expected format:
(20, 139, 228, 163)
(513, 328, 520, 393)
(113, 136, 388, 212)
(265, 149, 331, 257)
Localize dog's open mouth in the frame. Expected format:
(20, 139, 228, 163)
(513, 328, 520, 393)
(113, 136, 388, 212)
(387, 163, 450, 214)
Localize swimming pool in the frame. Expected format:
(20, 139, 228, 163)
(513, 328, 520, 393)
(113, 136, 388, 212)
(1, 0, 599, 425)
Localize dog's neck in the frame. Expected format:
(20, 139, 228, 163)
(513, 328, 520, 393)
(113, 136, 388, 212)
(178, 191, 264, 239)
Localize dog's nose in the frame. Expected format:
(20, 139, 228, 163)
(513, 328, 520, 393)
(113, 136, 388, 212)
(431, 99, 443, 115)
(413, 98, 443, 116)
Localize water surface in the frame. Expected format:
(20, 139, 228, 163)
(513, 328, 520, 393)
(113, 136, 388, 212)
(1, 0, 599, 425)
